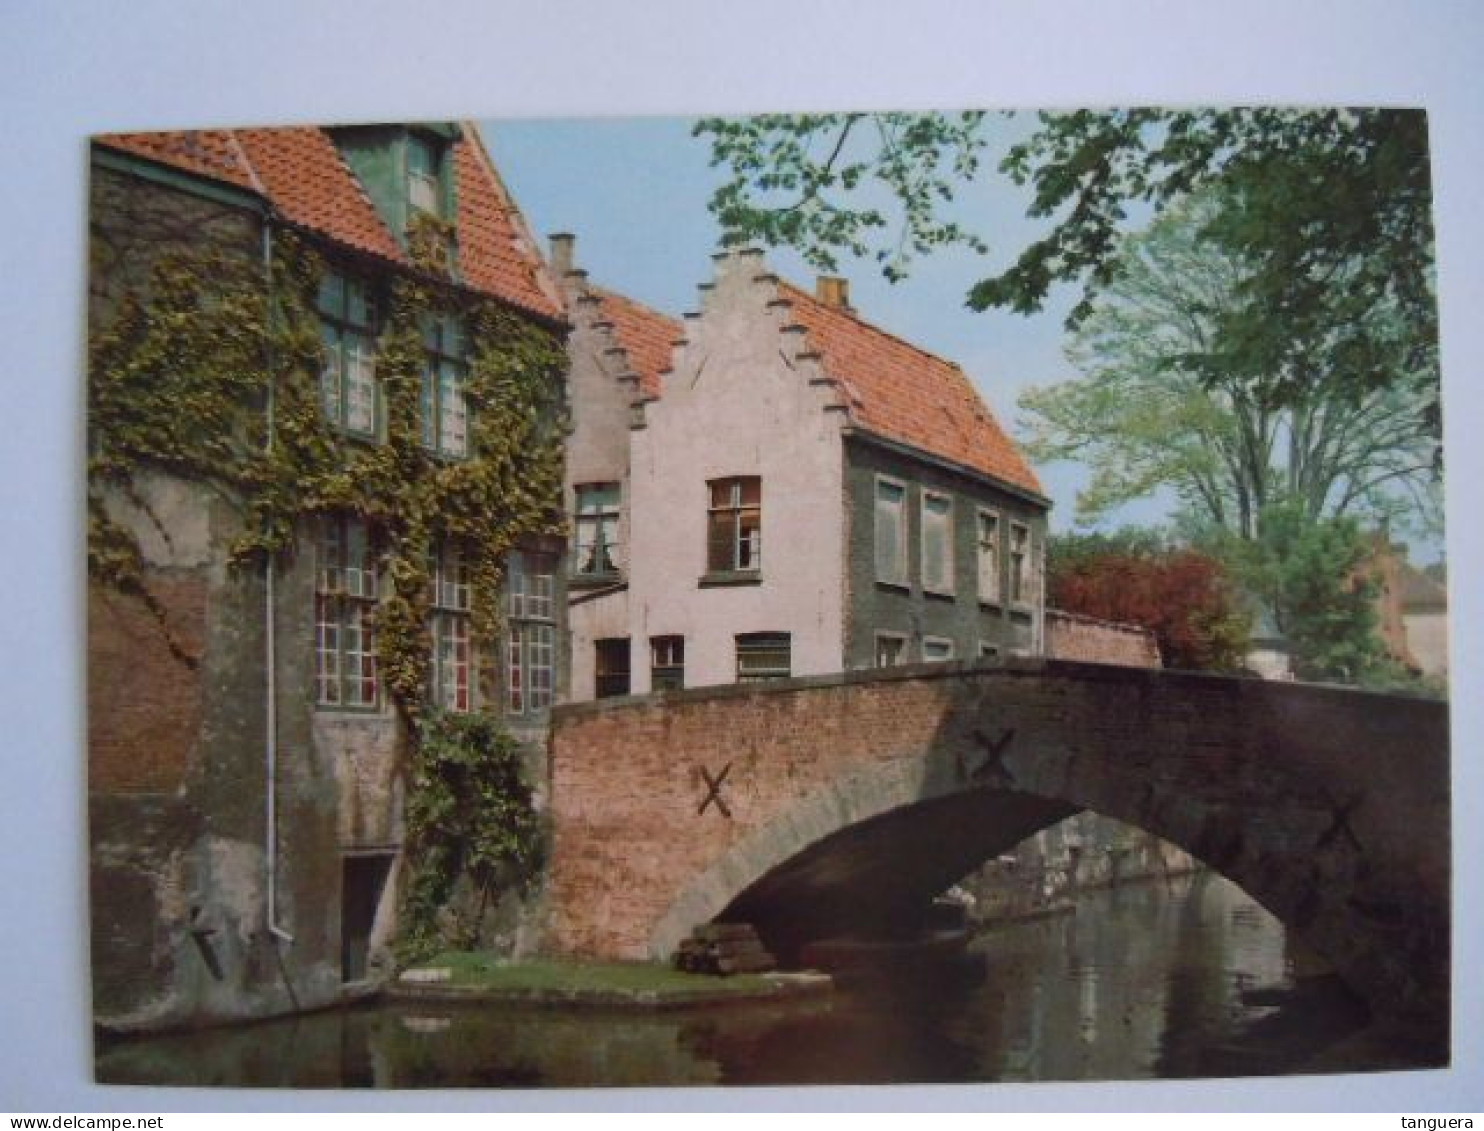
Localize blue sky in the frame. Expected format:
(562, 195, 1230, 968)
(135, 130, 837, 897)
(482, 113, 1179, 535)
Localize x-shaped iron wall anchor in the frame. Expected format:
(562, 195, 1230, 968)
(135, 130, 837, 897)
(697, 762, 733, 818)
(958, 727, 1017, 787)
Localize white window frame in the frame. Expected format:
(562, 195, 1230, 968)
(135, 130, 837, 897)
(506, 550, 556, 717)
(736, 632, 791, 683)
(317, 274, 379, 439)
(429, 541, 473, 713)
(977, 508, 1002, 605)
(920, 490, 955, 596)
(315, 515, 380, 710)
(874, 631, 908, 668)
(706, 477, 762, 574)
(922, 635, 956, 663)
(1009, 521, 1032, 607)
(573, 482, 621, 576)
(420, 313, 468, 459)
(650, 635, 686, 691)
(874, 475, 909, 587)
(407, 134, 443, 218)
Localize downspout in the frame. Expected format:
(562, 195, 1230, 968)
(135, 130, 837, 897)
(262, 216, 295, 948)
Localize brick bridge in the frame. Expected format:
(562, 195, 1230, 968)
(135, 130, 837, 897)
(544, 659, 1449, 1022)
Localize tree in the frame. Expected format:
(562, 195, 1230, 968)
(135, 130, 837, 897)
(1047, 530, 1250, 672)
(694, 108, 1439, 438)
(1205, 500, 1389, 683)
(1018, 191, 1439, 538)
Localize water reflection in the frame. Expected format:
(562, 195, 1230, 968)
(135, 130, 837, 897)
(98, 873, 1378, 1088)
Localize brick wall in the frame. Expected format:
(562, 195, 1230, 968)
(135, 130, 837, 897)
(88, 579, 208, 794)
(1045, 608, 1161, 669)
(545, 660, 1450, 1021)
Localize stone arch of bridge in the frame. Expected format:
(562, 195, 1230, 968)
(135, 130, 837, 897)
(646, 680, 1447, 1025)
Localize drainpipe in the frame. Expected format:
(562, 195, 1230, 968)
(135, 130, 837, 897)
(262, 217, 294, 947)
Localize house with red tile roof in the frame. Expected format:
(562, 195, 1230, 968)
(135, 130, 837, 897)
(554, 242, 1050, 699)
(87, 122, 568, 1031)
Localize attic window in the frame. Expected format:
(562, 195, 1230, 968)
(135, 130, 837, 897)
(407, 135, 443, 218)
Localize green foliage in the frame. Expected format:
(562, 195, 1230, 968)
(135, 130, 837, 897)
(1019, 190, 1439, 537)
(695, 108, 1439, 441)
(398, 712, 546, 964)
(89, 215, 568, 959)
(695, 112, 989, 281)
(1048, 528, 1251, 672)
(87, 224, 568, 721)
(1206, 499, 1389, 684)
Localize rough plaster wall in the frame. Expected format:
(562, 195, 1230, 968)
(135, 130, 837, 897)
(627, 251, 847, 691)
(88, 170, 345, 1031)
(842, 437, 1046, 667)
(1404, 611, 1449, 678)
(568, 591, 630, 701)
(558, 275, 648, 703)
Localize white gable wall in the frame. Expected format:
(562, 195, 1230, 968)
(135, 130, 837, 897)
(626, 250, 848, 692)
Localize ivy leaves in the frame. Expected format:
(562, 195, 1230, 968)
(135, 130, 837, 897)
(399, 711, 545, 961)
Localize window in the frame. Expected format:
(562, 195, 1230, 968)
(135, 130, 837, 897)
(506, 550, 556, 716)
(429, 541, 472, 713)
(923, 637, 955, 662)
(650, 635, 685, 691)
(595, 638, 631, 699)
(736, 632, 791, 683)
(707, 477, 762, 574)
(315, 516, 379, 708)
(921, 491, 955, 594)
(574, 483, 621, 576)
(977, 510, 1002, 603)
(318, 274, 378, 438)
(407, 134, 442, 218)
(421, 313, 468, 458)
(875, 478, 907, 586)
(979, 642, 1001, 661)
(1010, 522, 1031, 605)
(875, 633, 907, 668)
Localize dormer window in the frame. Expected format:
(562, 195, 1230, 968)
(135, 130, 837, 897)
(407, 135, 443, 218)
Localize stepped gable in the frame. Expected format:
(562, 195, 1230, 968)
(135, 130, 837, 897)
(96, 124, 562, 321)
(779, 281, 1042, 496)
(594, 287, 680, 399)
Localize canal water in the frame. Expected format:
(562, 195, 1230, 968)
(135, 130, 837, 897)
(97, 872, 1385, 1088)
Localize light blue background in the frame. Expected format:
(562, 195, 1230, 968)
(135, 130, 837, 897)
(2, 0, 1479, 1112)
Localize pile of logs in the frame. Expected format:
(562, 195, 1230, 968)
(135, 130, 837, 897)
(674, 922, 776, 976)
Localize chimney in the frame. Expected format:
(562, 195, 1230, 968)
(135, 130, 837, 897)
(816, 275, 851, 310)
(548, 232, 576, 276)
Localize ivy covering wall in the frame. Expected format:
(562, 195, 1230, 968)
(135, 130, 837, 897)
(88, 194, 566, 956)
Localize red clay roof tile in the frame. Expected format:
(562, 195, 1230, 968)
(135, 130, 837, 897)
(780, 282, 1043, 497)
(95, 124, 562, 321)
(454, 132, 563, 319)
(236, 128, 405, 264)
(594, 288, 680, 399)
